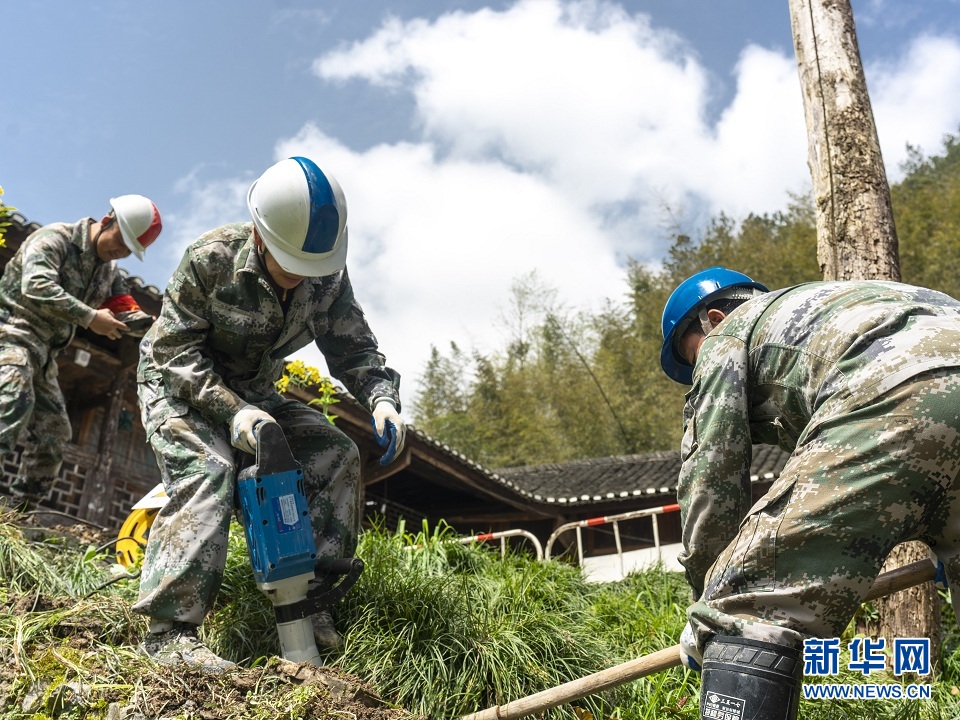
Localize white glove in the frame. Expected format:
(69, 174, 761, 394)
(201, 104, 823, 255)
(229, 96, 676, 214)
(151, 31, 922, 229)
(371, 398, 406, 466)
(230, 405, 275, 454)
(679, 622, 703, 673)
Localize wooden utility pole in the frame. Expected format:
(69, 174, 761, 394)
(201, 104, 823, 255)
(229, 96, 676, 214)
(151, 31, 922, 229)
(789, 0, 900, 281)
(788, 0, 938, 669)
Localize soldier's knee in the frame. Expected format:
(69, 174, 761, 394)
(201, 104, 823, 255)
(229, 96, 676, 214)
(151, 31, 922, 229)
(328, 437, 360, 486)
(306, 422, 360, 466)
(344, 438, 360, 468)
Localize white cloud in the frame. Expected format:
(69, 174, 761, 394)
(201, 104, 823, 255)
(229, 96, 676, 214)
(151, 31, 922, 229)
(314, 0, 814, 245)
(869, 35, 960, 175)
(166, 168, 252, 270)
(316, 1, 708, 209)
(170, 0, 960, 409)
(274, 123, 621, 388)
(297, 0, 817, 393)
(704, 45, 810, 215)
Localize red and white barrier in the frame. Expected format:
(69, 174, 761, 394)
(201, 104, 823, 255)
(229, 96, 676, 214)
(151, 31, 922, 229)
(457, 529, 544, 561)
(545, 503, 681, 577)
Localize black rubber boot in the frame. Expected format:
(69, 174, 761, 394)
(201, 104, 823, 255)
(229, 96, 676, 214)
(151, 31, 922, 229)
(700, 636, 802, 720)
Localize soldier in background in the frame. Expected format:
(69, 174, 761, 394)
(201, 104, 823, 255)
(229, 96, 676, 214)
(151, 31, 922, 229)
(660, 267, 960, 720)
(135, 156, 405, 671)
(0, 196, 161, 508)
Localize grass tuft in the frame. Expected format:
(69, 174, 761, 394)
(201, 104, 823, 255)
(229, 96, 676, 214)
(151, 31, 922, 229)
(3, 507, 960, 720)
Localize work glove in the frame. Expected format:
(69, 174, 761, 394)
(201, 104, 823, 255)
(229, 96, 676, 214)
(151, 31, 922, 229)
(230, 405, 275, 454)
(679, 622, 703, 673)
(371, 398, 406, 466)
(933, 556, 949, 589)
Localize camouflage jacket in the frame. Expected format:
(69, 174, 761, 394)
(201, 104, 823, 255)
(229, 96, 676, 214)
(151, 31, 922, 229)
(138, 223, 401, 436)
(0, 219, 126, 365)
(678, 280, 960, 596)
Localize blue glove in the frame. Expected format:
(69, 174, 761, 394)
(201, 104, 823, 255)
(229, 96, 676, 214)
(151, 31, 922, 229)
(679, 623, 702, 673)
(371, 399, 406, 466)
(935, 558, 949, 589)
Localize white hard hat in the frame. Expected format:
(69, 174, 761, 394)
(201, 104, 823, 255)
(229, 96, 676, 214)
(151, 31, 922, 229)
(109, 194, 162, 261)
(246, 156, 348, 277)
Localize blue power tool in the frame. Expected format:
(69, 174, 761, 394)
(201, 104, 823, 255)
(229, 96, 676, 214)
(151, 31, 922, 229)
(236, 421, 363, 663)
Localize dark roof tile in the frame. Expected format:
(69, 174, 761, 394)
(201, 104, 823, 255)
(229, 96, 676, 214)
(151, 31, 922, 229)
(494, 445, 790, 505)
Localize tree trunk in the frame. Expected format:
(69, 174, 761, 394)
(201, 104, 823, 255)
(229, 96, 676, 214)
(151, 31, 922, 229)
(877, 543, 940, 675)
(788, 0, 900, 282)
(788, 0, 938, 669)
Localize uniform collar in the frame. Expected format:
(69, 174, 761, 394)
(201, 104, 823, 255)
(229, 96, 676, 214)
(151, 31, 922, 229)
(73, 218, 95, 253)
(236, 228, 322, 293)
(236, 231, 262, 277)
(75, 218, 114, 268)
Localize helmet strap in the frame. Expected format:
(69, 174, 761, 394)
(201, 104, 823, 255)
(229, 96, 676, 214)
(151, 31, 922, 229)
(91, 220, 105, 257)
(91, 213, 116, 249)
(252, 234, 291, 303)
(698, 306, 714, 334)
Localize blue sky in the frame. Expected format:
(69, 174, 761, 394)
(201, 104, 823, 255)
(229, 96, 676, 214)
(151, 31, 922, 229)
(5, 0, 960, 411)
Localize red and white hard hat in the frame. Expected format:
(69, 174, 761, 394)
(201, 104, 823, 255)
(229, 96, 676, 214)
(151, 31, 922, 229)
(109, 194, 162, 260)
(246, 157, 348, 277)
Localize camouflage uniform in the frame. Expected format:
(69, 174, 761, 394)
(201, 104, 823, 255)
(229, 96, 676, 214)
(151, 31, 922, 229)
(0, 220, 127, 499)
(134, 223, 400, 626)
(679, 280, 960, 653)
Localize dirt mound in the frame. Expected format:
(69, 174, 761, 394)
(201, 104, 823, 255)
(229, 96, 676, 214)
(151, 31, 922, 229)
(13, 656, 416, 720)
(2, 507, 423, 720)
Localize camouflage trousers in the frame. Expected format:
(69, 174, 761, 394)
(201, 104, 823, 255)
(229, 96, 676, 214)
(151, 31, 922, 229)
(133, 398, 361, 626)
(689, 367, 960, 652)
(0, 344, 70, 501)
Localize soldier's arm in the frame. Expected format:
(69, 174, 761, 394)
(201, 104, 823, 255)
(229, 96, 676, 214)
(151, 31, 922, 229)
(315, 269, 401, 412)
(20, 232, 97, 327)
(150, 250, 246, 424)
(676, 333, 754, 598)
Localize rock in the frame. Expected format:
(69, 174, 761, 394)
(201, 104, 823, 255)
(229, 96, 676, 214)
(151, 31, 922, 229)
(46, 681, 89, 718)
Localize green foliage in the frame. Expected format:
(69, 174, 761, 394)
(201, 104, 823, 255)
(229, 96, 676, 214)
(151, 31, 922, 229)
(4, 509, 960, 719)
(894, 134, 960, 299)
(0, 185, 13, 248)
(413, 342, 482, 458)
(0, 508, 124, 598)
(0, 512, 66, 595)
(337, 519, 621, 718)
(412, 196, 821, 464)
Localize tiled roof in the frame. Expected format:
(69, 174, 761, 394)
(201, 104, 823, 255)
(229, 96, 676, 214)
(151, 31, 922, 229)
(401, 411, 789, 508)
(403, 424, 546, 505)
(493, 445, 790, 506)
(119, 270, 163, 302)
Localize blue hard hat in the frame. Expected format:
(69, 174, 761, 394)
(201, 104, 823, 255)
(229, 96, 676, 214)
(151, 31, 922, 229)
(659, 267, 768, 384)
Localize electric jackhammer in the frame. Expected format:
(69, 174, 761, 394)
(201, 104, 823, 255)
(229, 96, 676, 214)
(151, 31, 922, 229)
(236, 421, 364, 664)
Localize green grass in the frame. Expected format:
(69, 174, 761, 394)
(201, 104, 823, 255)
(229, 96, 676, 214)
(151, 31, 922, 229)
(4, 506, 960, 720)
(333, 519, 622, 718)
